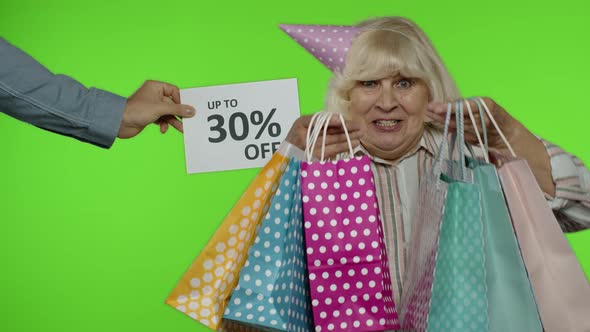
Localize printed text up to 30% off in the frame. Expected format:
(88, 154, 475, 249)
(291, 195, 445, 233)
(207, 109, 282, 160)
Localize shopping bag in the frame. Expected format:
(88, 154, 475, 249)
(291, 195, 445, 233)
(301, 112, 400, 332)
(463, 98, 542, 331)
(398, 169, 447, 332)
(401, 101, 488, 332)
(223, 158, 314, 331)
(426, 101, 488, 332)
(165, 145, 291, 330)
(499, 161, 590, 332)
(474, 98, 590, 332)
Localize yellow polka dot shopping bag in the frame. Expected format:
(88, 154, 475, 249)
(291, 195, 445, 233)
(222, 158, 314, 331)
(165, 143, 298, 330)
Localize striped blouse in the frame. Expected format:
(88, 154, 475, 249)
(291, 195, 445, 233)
(362, 127, 590, 313)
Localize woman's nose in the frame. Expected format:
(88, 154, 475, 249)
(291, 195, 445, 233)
(376, 86, 398, 112)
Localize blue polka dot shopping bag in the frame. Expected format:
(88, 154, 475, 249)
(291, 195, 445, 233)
(223, 159, 314, 331)
(166, 143, 297, 331)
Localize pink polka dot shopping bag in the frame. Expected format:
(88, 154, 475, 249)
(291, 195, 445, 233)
(300, 112, 401, 332)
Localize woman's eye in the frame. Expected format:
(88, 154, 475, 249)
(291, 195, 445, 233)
(360, 80, 378, 88)
(396, 79, 412, 89)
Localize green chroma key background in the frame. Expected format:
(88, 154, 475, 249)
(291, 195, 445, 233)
(1, 0, 588, 331)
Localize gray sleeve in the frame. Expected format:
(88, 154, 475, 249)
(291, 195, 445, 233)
(0, 37, 126, 148)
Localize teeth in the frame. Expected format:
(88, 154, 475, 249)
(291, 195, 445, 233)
(375, 120, 399, 127)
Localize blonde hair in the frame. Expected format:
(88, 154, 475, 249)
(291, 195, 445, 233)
(325, 17, 461, 115)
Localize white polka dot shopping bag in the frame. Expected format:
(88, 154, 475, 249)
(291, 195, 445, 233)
(301, 112, 401, 332)
(166, 144, 294, 331)
(400, 102, 488, 332)
(223, 159, 314, 331)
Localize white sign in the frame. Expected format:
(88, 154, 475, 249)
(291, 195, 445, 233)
(182, 78, 300, 174)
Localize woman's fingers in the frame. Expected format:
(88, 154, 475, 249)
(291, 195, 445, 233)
(429, 112, 491, 146)
(299, 114, 362, 133)
(428, 97, 520, 152)
(428, 98, 488, 115)
(428, 99, 486, 131)
(315, 130, 363, 146)
(309, 132, 363, 158)
(312, 139, 361, 160)
(325, 116, 362, 133)
(325, 139, 361, 159)
(286, 114, 363, 151)
(427, 101, 447, 114)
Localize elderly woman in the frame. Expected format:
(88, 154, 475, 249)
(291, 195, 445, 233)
(285, 16, 590, 308)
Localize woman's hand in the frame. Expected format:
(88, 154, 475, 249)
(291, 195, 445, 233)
(285, 114, 364, 159)
(426, 97, 520, 153)
(426, 97, 555, 196)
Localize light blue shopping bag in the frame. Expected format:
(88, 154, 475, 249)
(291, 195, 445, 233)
(223, 159, 313, 331)
(401, 101, 488, 332)
(426, 101, 489, 332)
(463, 98, 542, 332)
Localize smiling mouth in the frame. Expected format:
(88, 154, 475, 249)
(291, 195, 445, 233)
(374, 120, 401, 127)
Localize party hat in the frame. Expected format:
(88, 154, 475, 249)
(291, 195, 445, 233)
(279, 24, 359, 72)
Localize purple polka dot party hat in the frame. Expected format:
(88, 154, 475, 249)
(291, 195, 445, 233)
(279, 24, 359, 73)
